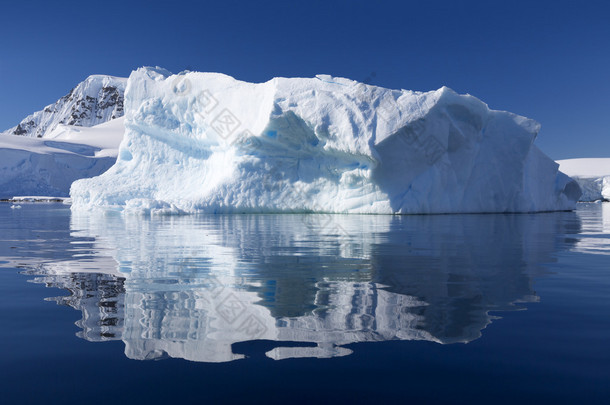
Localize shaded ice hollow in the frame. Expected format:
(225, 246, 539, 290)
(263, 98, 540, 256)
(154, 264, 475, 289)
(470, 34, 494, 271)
(71, 67, 581, 214)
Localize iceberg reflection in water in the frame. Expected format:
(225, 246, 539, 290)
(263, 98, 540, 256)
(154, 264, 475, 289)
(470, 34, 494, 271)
(23, 209, 582, 362)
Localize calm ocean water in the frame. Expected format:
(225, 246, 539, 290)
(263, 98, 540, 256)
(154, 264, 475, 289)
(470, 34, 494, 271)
(1, 202, 608, 403)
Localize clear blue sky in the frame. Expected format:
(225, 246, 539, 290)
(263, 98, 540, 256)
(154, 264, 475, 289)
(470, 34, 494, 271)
(1, 0, 608, 159)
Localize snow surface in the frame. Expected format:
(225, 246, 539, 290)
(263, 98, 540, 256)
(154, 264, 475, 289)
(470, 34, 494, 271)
(71, 67, 581, 214)
(0, 118, 124, 199)
(1, 75, 126, 138)
(557, 158, 610, 201)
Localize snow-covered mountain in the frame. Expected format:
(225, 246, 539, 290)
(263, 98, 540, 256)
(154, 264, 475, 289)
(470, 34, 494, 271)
(1, 75, 127, 138)
(0, 118, 124, 199)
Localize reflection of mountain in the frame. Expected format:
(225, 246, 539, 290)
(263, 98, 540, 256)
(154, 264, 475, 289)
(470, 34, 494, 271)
(26, 210, 579, 362)
(31, 271, 125, 341)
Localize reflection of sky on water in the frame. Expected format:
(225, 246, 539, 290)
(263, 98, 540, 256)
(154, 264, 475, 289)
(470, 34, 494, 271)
(7, 205, 601, 362)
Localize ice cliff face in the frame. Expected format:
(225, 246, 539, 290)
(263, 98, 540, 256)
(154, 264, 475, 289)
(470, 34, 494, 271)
(2, 75, 126, 138)
(71, 67, 580, 214)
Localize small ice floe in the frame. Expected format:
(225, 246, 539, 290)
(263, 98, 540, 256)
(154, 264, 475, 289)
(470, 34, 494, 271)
(10, 205, 21, 209)
(10, 196, 68, 203)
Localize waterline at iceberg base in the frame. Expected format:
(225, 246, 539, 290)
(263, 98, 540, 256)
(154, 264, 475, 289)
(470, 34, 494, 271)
(71, 67, 581, 214)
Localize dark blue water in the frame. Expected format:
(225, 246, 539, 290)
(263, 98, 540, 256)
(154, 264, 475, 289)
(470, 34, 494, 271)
(1, 203, 609, 404)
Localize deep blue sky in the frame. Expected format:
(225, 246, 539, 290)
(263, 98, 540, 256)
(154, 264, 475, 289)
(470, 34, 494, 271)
(1, 0, 608, 159)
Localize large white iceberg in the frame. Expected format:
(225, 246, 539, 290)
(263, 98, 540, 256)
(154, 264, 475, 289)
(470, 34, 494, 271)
(71, 67, 580, 214)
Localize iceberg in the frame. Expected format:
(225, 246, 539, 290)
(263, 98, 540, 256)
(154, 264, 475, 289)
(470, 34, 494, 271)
(557, 158, 610, 202)
(71, 67, 580, 214)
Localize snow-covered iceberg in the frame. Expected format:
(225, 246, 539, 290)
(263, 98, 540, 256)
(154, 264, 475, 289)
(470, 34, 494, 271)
(71, 67, 580, 214)
(557, 158, 610, 202)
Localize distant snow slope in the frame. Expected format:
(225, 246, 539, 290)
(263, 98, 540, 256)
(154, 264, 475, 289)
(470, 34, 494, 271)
(1, 75, 126, 138)
(0, 118, 124, 198)
(71, 67, 580, 214)
(557, 158, 610, 201)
